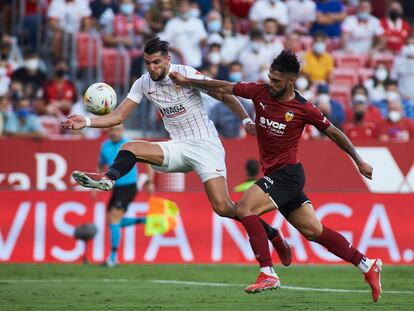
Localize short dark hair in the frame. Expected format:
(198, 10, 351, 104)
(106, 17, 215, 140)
(270, 50, 300, 75)
(351, 84, 368, 96)
(229, 60, 242, 68)
(144, 37, 169, 55)
(246, 159, 260, 177)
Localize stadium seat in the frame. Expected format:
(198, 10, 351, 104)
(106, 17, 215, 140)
(358, 68, 374, 84)
(369, 53, 395, 70)
(300, 36, 313, 51)
(76, 32, 101, 68)
(330, 68, 359, 87)
(40, 116, 62, 135)
(101, 48, 130, 85)
(333, 52, 367, 69)
(329, 84, 352, 107)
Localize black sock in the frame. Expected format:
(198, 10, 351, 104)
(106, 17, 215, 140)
(106, 150, 137, 180)
(233, 211, 278, 240)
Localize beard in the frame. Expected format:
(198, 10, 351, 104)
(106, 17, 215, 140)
(150, 68, 168, 81)
(269, 86, 287, 99)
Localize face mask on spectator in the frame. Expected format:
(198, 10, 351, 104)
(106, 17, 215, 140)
(222, 29, 232, 37)
(317, 94, 330, 105)
(354, 111, 365, 122)
(386, 91, 401, 102)
(208, 52, 221, 65)
(229, 71, 243, 82)
(188, 8, 200, 18)
(25, 59, 39, 71)
(402, 44, 414, 57)
(269, 0, 279, 4)
(375, 67, 388, 81)
(263, 33, 275, 42)
(180, 12, 190, 20)
(313, 42, 326, 55)
(0, 67, 6, 77)
(251, 42, 262, 53)
(208, 20, 222, 33)
(295, 77, 309, 90)
(120, 3, 134, 15)
(357, 12, 370, 20)
(389, 10, 401, 21)
(16, 108, 30, 119)
(55, 68, 67, 78)
(388, 110, 402, 123)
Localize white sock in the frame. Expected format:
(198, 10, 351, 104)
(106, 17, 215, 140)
(357, 257, 375, 273)
(260, 266, 276, 277)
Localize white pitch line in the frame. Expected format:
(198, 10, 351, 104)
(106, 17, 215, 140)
(151, 279, 414, 295)
(1, 278, 413, 295)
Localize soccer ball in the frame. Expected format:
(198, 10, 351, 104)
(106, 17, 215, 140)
(83, 82, 117, 115)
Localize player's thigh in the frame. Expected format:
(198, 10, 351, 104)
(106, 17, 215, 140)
(236, 184, 277, 219)
(287, 202, 322, 240)
(203, 176, 235, 217)
(151, 140, 193, 173)
(121, 140, 164, 166)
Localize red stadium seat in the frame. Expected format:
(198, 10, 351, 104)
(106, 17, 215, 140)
(329, 84, 352, 107)
(358, 68, 374, 84)
(101, 48, 130, 85)
(330, 68, 359, 86)
(76, 32, 101, 68)
(369, 53, 395, 70)
(333, 52, 367, 69)
(40, 116, 61, 135)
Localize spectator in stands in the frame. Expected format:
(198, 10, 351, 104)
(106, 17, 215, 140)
(48, 0, 92, 59)
(11, 53, 47, 100)
(40, 59, 77, 117)
(206, 10, 222, 35)
(378, 100, 414, 142)
(315, 84, 345, 129)
(346, 84, 383, 123)
(102, 0, 150, 49)
(263, 18, 284, 59)
(301, 31, 334, 83)
(4, 97, 45, 138)
(341, 0, 384, 54)
(284, 32, 303, 53)
(0, 33, 23, 70)
(295, 73, 314, 101)
(89, 0, 119, 31)
(203, 40, 227, 80)
(286, 0, 316, 35)
(342, 94, 379, 140)
(161, 0, 207, 68)
(364, 62, 390, 103)
(0, 61, 11, 97)
(380, 1, 410, 54)
(248, 0, 289, 31)
(311, 0, 346, 38)
(220, 16, 248, 65)
(0, 93, 11, 136)
(234, 159, 260, 193)
(391, 36, 414, 104)
(21, 0, 48, 53)
(239, 30, 273, 82)
(145, 0, 176, 33)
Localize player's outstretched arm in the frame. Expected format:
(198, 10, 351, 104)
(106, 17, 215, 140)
(324, 124, 373, 180)
(62, 98, 138, 130)
(169, 72, 235, 94)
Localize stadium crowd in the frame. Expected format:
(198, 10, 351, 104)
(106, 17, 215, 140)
(0, 0, 413, 142)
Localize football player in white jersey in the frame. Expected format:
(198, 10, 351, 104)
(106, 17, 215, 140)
(62, 37, 291, 265)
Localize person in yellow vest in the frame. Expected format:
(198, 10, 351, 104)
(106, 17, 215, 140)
(234, 159, 260, 192)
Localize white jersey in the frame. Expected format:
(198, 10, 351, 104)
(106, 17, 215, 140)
(127, 64, 218, 140)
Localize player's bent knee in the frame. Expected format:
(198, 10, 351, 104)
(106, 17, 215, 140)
(235, 201, 257, 220)
(301, 226, 323, 241)
(212, 201, 234, 218)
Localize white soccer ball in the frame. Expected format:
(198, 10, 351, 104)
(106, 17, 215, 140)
(83, 82, 117, 115)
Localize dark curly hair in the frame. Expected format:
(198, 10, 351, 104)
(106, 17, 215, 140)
(144, 37, 169, 56)
(270, 50, 300, 75)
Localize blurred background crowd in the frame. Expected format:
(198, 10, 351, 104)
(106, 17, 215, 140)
(0, 0, 413, 142)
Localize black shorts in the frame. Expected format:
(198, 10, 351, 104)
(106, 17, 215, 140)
(108, 184, 138, 212)
(255, 163, 311, 218)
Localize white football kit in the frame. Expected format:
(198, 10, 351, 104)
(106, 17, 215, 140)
(127, 64, 226, 182)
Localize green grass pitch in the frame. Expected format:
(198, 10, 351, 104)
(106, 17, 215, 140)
(0, 264, 413, 310)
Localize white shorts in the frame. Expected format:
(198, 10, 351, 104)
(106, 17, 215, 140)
(152, 137, 227, 183)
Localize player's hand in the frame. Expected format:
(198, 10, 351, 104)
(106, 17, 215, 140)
(358, 161, 373, 180)
(61, 114, 86, 130)
(245, 122, 256, 136)
(169, 72, 188, 86)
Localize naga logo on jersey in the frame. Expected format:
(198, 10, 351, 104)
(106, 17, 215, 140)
(159, 104, 187, 118)
(285, 111, 294, 122)
(259, 116, 287, 135)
